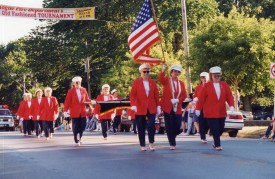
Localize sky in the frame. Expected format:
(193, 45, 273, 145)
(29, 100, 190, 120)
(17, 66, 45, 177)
(0, 0, 44, 45)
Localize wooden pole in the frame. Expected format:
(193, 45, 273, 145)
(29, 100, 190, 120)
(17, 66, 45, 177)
(181, 0, 192, 94)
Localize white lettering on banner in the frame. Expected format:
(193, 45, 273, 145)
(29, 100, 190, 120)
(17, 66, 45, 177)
(0, 4, 95, 20)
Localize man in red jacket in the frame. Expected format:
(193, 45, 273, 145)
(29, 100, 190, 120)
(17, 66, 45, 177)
(31, 89, 43, 138)
(38, 87, 59, 140)
(130, 64, 161, 151)
(64, 76, 92, 146)
(158, 63, 187, 150)
(195, 66, 234, 151)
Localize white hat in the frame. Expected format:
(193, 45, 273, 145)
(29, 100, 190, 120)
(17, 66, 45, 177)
(200, 72, 209, 77)
(72, 76, 82, 82)
(102, 84, 110, 90)
(25, 93, 32, 97)
(139, 63, 150, 71)
(111, 89, 118, 94)
(44, 87, 52, 93)
(35, 89, 42, 94)
(209, 66, 222, 74)
(170, 64, 182, 72)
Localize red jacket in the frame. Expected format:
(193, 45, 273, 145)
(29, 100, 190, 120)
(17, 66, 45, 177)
(17, 100, 25, 118)
(64, 87, 91, 118)
(94, 94, 114, 120)
(196, 81, 234, 118)
(38, 96, 59, 121)
(158, 72, 187, 114)
(20, 101, 32, 120)
(194, 83, 204, 99)
(130, 77, 160, 115)
(31, 98, 42, 120)
(113, 96, 123, 116)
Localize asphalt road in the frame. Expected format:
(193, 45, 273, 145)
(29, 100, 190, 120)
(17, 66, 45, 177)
(1, 131, 274, 179)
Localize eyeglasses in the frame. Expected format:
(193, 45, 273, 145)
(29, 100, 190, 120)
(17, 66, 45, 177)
(143, 71, 150, 74)
(213, 74, 220, 78)
(200, 76, 206, 79)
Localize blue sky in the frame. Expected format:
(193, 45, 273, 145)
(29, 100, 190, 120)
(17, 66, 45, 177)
(0, 0, 43, 45)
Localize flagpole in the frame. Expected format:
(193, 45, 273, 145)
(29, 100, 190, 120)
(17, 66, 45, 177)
(149, 0, 165, 63)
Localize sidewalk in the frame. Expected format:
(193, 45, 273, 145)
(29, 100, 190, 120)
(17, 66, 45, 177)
(236, 126, 266, 139)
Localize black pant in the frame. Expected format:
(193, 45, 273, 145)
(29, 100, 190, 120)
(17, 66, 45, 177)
(135, 112, 156, 147)
(164, 110, 182, 146)
(265, 124, 273, 137)
(132, 119, 137, 133)
(23, 120, 31, 135)
(113, 116, 121, 133)
(72, 118, 86, 143)
(34, 120, 43, 136)
(43, 121, 54, 138)
(198, 111, 209, 140)
(206, 118, 226, 147)
(101, 120, 111, 138)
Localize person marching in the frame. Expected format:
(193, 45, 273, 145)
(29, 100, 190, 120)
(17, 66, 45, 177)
(31, 89, 44, 138)
(195, 66, 234, 151)
(17, 93, 27, 133)
(193, 72, 210, 144)
(158, 63, 187, 150)
(20, 93, 33, 136)
(64, 76, 92, 146)
(111, 89, 123, 135)
(38, 87, 59, 140)
(130, 64, 161, 151)
(94, 84, 114, 140)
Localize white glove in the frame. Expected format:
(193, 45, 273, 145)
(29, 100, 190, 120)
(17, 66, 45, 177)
(171, 99, 179, 105)
(28, 115, 32, 119)
(157, 106, 161, 115)
(54, 113, 58, 120)
(20, 117, 24, 121)
(162, 63, 167, 72)
(95, 114, 99, 120)
(63, 112, 69, 118)
(230, 106, 235, 113)
(16, 116, 19, 120)
(193, 97, 198, 102)
(37, 115, 40, 120)
(111, 113, 115, 120)
(91, 100, 96, 105)
(128, 116, 131, 120)
(195, 110, 201, 116)
(131, 106, 137, 112)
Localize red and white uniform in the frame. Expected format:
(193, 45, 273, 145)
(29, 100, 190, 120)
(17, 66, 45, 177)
(31, 98, 42, 120)
(193, 83, 204, 100)
(94, 94, 114, 120)
(20, 101, 32, 120)
(64, 87, 91, 118)
(196, 81, 234, 118)
(39, 96, 59, 121)
(130, 77, 160, 115)
(158, 72, 187, 114)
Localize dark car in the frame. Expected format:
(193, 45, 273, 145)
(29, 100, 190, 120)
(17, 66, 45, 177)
(253, 111, 273, 120)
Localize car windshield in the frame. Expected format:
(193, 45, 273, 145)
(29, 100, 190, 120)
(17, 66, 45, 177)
(0, 109, 11, 115)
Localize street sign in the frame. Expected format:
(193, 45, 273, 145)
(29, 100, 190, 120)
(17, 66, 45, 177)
(270, 63, 275, 79)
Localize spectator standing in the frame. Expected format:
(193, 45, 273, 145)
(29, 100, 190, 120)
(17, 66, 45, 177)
(111, 89, 123, 134)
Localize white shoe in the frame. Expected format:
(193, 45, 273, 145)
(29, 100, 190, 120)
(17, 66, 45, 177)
(149, 143, 155, 151)
(46, 137, 49, 141)
(37, 135, 40, 139)
(183, 133, 189, 136)
(194, 133, 200, 136)
(104, 137, 107, 140)
(76, 142, 81, 147)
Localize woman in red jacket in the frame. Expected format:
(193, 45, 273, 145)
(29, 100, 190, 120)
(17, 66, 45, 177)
(20, 93, 33, 136)
(64, 76, 92, 146)
(130, 64, 161, 151)
(31, 89, 43, 138)
(195, 66, 234, 151)
(94, 84, 114, 140)
(158, 63, 187, 150)
(193, 72, 209, 144)
(39, 87, 59, 140)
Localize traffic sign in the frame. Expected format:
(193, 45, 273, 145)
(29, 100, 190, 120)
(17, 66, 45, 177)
(270, 63, 275, 79)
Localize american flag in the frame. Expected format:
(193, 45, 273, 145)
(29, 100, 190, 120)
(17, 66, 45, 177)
(128, 0, 161, 64)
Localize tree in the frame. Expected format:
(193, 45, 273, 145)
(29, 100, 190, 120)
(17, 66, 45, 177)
(190, 8, 275, 111)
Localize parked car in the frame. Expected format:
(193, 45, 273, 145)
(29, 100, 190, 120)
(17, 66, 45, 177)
(239, 110, 254, 120)
(253, 111, 273, 120)
(155, 111, 244, 138)
(0, 105, 15, 131)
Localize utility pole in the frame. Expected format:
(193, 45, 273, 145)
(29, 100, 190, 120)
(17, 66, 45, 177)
(23, 74, 26, 94)
(85, 41, 91, 99)
(181, 0, 192, 94)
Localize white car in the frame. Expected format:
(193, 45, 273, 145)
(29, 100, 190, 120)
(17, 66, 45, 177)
(224, 111, 244, 137)
(0, 107, 15, 131)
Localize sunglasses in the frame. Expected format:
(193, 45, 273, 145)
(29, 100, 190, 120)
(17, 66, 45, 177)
(173, 70, 181, 73)
(143, 71, 150, 74)
(213, 74, 220, 78)
(75, 81, 81, 84)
